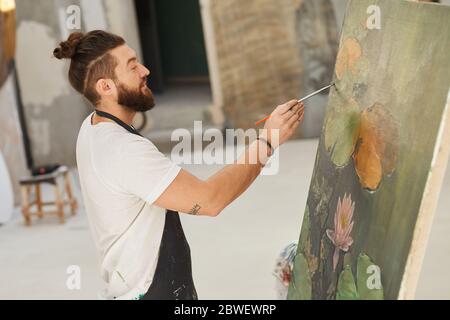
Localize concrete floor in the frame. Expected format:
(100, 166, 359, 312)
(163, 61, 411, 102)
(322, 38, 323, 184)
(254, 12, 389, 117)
(0, 139, 449, 299)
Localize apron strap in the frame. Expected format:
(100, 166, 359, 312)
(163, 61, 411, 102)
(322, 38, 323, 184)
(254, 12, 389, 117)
(95, 109, 143, 137)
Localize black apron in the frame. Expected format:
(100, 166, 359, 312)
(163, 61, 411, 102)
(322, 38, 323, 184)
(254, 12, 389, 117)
(95, 110, 198, 300)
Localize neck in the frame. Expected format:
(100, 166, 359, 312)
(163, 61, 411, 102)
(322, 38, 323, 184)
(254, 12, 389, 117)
(95, 101, 136, 126)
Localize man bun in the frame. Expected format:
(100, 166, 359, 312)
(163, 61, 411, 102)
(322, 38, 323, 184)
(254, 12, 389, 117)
(53, 32, 84, 59)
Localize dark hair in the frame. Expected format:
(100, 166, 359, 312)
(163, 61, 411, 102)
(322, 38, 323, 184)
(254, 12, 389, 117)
(53, 30, 125, 105)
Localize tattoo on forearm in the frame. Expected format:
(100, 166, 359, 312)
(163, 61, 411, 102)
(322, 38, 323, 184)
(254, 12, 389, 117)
(189, 204, 202, 215)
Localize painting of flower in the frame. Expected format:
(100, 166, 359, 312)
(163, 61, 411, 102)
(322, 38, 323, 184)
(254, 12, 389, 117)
(326, 193, 355, 271)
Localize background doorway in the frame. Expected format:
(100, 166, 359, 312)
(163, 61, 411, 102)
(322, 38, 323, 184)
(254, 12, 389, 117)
(134, 0, 210, 93)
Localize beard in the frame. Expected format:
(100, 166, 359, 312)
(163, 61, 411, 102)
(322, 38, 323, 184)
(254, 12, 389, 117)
(115, 80, 155, 112)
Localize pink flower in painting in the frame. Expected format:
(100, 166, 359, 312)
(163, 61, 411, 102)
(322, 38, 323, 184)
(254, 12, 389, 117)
(326, 193, 355, 271)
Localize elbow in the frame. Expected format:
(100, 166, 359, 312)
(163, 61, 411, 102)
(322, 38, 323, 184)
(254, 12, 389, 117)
(202, 182, 225, 217)
(203, 197, 225, 217)
(204, 205, 223, 217)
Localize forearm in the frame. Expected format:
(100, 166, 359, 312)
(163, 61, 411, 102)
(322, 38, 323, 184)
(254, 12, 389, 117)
(205, 139, 271, 214)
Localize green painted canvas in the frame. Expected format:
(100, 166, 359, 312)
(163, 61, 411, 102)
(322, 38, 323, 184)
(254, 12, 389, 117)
(288, 0, 450, 300)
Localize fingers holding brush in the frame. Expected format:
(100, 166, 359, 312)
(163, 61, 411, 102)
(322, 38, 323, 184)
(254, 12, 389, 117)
(255, 83, 333, 126)
(287, 102, 304, 128)
(290, 109, 305, 132)
(287, 102, 304, 121)
(279, 100, 300, 116)
(283, 101, 303, 121)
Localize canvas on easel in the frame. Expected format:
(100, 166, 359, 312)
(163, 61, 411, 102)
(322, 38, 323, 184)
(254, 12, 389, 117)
(288, 0, 450, 300)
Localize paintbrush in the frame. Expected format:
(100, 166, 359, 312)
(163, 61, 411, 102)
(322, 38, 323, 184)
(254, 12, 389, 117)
(255, 82, 335, 126)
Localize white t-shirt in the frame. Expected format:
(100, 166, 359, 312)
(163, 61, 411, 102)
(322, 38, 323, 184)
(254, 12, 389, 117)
(76, 113, 181, 300)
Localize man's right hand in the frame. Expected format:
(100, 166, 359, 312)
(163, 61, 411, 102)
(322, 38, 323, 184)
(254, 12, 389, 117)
(261, 100, 305, 148)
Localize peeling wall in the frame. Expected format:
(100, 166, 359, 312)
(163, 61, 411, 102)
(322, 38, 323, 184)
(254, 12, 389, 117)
(15, 0, 91, 167)
(14, 0, 142, 167)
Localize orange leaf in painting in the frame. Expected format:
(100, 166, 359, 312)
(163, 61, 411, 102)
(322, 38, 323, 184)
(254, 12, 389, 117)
(353, 103, 399, 190)
(353, 138, 383, 190)
(335, 37, 362, 80)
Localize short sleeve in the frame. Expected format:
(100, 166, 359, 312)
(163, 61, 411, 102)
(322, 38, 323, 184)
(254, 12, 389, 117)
(117, 136, 181, 204)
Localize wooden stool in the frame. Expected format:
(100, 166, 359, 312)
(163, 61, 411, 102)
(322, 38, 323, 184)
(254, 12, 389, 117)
(19, 166, 78, 226)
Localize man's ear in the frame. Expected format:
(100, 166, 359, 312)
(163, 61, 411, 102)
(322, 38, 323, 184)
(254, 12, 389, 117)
(95, 79, 115, 97)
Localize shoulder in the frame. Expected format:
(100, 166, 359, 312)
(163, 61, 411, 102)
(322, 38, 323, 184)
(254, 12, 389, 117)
(119, 134, 159, 156)
(77, 117, 142, 168)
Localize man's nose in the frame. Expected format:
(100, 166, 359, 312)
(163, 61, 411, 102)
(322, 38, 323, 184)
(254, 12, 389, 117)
(140, 64, 150, 78)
